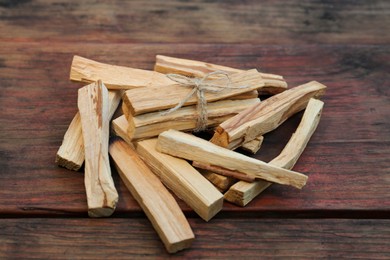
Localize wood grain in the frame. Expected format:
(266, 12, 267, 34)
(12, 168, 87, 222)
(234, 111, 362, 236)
(0, 1, 389, 44)
(0, 218, 389, 259)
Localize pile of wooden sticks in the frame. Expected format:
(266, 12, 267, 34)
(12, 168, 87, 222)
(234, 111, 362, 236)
(56, 55, 326, 253)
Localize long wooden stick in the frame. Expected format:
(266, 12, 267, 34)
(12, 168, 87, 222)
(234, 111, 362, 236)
(156, 130, 308, 189)
(154, 55, 287, 94)
(126, 98, 260, 141)
(135, 139, 223, 221)
(109, 139, 194, 253)
(70, 55, 174, 89)
(56, 90, 122, 171)
(123, 69, 265, 116)
(78, 81, 118, 217)
(210, 81, 326, 149)
(224, 98, 324, 206)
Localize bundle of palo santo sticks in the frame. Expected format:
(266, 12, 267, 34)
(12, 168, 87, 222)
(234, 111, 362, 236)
(56, 55, 326, 253)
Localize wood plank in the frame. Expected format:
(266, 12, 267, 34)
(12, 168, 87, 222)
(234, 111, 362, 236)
(1, 218, 389, 258)
(1, 1, 389, 44)
(225, 98, 324, 206)
(123, 69, 265, 115)
(78, 81, 118, 217)
(0, 43, 389, 215)
(157, 130, 308, 189)
(135, 139, 223, 221)
(109, 139, 194, 253)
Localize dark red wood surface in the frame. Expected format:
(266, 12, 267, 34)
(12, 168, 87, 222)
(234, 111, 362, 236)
(0, 0, 389, 258)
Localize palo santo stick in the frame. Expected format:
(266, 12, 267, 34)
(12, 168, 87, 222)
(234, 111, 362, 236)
(121, 92, 257, 119)
(109, 139, 194, 253)
(155, 55, 287, 94)
(113, 113, 231, 143)
(70, 55, 174, 89)
(126, 98, 260, 141)
(123, 69, 265, 116)
(197, 170, 237, 192)
(240, 136, 264, 154)
(56, 90, 122, 171)
(156, 130, 308, 189)
(192, 161, 255, 183)
(225, 98, 324, 206)
(211, 81, 326, 149)
(135, 139, 223, 221)
(78, 81, 118, 217)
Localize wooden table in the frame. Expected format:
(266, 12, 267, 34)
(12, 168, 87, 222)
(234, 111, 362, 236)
(1, 1, 389, 258)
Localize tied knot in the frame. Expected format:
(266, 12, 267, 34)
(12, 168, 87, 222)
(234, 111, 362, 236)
(161, 71, 248, 132)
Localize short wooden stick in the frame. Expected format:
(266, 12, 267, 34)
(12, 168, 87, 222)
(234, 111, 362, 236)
(56, 89, 122, 171)
(78, 81, 118, 217)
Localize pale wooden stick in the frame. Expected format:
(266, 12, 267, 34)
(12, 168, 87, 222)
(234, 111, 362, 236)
(109, 139, 194, 253)
(122, 98, 256, 128)
(224, 98, 324, 206)
(156, 130, 308, 189)
(135, 139, 223, 221)
(78, 81, 118, 217)
(70, 55, 174, 89)
(192, 161, 256, 183)
(154, 55, 287, 94)
(240, 136, 264, 154)
(56, 90, 122, 171)
(210, 81, 326, 149)
(123, 69, 265, 116)
(126, 98, 260, 141)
